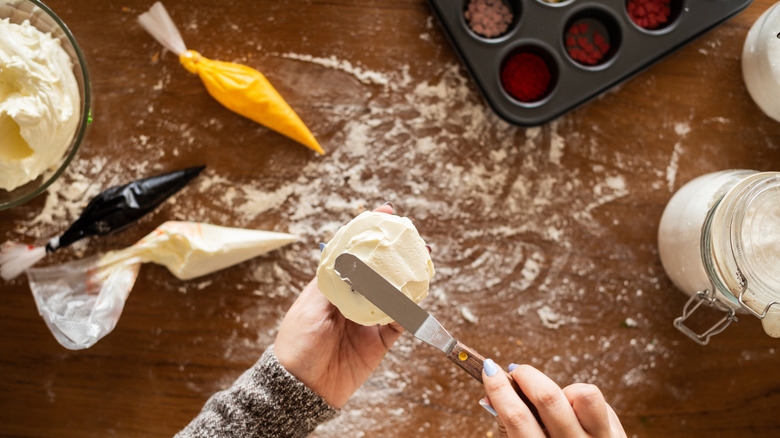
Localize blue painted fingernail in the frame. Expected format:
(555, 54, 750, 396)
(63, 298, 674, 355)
(319, 243, 326, 252)
(479, 398, 498, 417)
(384, 201, 394, 208)
(484, 358, 499, 377)
(508, 363, 520, 372)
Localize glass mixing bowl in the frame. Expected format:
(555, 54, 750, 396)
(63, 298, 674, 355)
(0, 0, 91, 210)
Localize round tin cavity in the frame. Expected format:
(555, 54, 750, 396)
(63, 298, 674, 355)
(463, 0, 519, 39)
(626, 0, 683, 32)
(500, 46, 558, 103)
(537, 0, 576, 6)
(564, 9, 621, 67)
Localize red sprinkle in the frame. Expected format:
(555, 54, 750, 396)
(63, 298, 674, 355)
(627, 0, 672, 30)
(501, 53, 551, 102)
(594, 32, 609, 53)
(565, 19, 611, 66)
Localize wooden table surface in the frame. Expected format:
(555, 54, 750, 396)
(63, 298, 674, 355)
(2, 0, 780, 436)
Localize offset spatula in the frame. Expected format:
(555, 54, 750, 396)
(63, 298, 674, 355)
(334, 252, 543, 426)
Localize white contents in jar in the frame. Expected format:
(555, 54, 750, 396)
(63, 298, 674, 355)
(0, 18, 80, 191)
(742, 3, 780, 122)
(317, 211, 435, 326)
(728, 179, 780, 336)
(658, 170, 753, 307)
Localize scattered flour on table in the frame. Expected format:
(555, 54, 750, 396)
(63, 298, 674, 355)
(536, 305, 573, 329)
(674, 122, 691, 137)
(549, 121, 565, 165)
(280, 52, 391, 86)
(624, 317, 639, 328)
(703, 116, 731, 125)
(666, 121, 691, 191)
(6, 46, 678, 436)
(460, 306, 478, 323)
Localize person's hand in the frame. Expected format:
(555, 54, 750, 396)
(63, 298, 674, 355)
(274, 204, 405, 409)
(481, 360, 626, 438)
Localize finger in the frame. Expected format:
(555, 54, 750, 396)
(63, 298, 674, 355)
(479, 396, 498, 417)
(510, 364, 583, 437)
(387, 321, 404, 333)
(479, 398, 510, 438)
(496, 416, 509, 438)
(482, 359, 545, 438)
(563, 383, 611, 436)
(297, 278, 333, 310)
(287, 279, 344, 328)
(377, 322, 404, 350)
(606, 403, 627, 438)
(373, 202, 394, 214)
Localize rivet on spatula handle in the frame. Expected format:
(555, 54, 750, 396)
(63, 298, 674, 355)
(446, 340, 544, 427)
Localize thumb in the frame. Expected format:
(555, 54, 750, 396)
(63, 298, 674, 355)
(482, 359, 544, 438)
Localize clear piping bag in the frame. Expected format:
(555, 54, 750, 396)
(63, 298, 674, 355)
(27, 221, 298, 350)
(138, 2, 324, 154)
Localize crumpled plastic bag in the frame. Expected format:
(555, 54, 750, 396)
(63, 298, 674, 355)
(28, 254, 141, 350)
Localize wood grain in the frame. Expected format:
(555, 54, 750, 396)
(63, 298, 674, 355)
(2, 1, 780, 437)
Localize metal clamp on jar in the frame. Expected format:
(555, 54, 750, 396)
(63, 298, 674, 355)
(659, 170, 780, 345)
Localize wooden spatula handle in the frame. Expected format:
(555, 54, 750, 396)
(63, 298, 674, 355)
(446, 340, 544, 427)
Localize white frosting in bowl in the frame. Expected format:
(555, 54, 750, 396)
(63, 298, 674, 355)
(317, 211, 435, 326)
(0, 18, 80, 191)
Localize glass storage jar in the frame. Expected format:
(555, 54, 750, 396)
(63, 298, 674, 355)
(742, 2, 780, 122)
(658, 170, 780, 344)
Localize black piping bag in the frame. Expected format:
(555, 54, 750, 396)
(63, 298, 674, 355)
(0, 165, 205, 280)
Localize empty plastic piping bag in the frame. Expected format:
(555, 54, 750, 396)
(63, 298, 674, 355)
(26, 221, 299, 350)
(0, 165, 205, 280)
(138, 2, 324, 154)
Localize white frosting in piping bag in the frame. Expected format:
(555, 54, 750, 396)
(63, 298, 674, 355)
(317, 211, 435, 326)
(27, 221, 299, 350)
(103, 221, 299, 280)
(0, 19, 80, 191)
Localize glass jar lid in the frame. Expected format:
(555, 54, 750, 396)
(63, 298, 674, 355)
(732, 173, 780, 302)
(707, 172, 780, 337)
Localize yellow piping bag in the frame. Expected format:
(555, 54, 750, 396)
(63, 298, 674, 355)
(138, 2, 324, 154)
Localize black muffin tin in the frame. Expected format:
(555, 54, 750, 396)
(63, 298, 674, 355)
(428, 0, 753, 126)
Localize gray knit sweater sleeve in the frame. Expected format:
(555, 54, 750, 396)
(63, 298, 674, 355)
(176, 345, 340, 438)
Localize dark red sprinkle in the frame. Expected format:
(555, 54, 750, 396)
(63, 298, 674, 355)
(627, 0, 672, 30)
(566, 20, 611, 66)
(501, 52, 551, 102)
